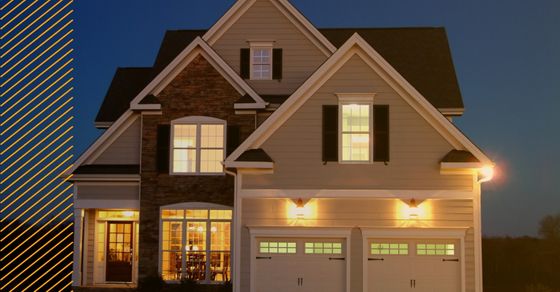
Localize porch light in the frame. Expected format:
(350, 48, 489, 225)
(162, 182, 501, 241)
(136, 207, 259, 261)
(478, 165, 495, 183)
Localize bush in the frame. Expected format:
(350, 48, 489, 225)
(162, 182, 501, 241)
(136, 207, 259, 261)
(137, 275, 165, 292)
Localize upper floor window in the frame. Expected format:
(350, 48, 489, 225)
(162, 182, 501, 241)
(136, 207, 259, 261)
(171, 117, 225, 174)
(341, 103, 372, 162)
(338, 94, 375, 163)
(240, 42, 282, 80)
(251, 46, 272, 80)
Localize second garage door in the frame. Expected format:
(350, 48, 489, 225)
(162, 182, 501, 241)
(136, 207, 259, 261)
(367, 238, 461, 292)
(254, 237, 346, 292)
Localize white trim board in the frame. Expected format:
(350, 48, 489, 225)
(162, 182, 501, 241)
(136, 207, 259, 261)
(237, 188, 476, 199)
(74, 199, 140, 209)
(202, 0, 336, 56)
(129, 37, 266, 110)
(225, 33, 493, 166)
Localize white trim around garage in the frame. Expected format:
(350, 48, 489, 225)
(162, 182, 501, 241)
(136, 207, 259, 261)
(237, 188, 476, 200)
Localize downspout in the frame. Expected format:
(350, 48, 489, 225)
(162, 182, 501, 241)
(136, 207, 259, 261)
(223, 167, 239, 291)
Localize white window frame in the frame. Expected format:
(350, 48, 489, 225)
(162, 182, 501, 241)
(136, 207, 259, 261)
(337, 94, 375, 164)
(158, 202, 233, 284)
(249, 41, 274, 80)
(170, 116, 226, 175)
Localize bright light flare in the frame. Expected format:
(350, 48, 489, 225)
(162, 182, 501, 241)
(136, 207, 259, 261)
(478, 165, 495, 183)
(287, 198, 316, 220)
(397, 199, 432, 220)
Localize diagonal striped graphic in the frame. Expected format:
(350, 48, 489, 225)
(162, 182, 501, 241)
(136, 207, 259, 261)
(0, 0, 74, 291)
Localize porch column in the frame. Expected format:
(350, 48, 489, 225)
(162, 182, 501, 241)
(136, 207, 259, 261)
(72, 208, 84, 286)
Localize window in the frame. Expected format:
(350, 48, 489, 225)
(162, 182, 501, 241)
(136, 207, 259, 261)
(160, 206, 232, 282)
(251, 47, 272, 80)
(305, 242, 342, 254)
(370, 243, 409, 255)
(341, 103, 372, 162)
(259, 241, 297, 254)
(171, 117, 225, 174)
(416, 243, 455, 256)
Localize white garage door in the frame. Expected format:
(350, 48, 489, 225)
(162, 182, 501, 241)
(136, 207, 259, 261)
(367, 239, 461, 292)
(255, 238, 346, 292)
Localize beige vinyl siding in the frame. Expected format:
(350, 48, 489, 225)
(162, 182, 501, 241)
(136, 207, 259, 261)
(86, 209, 95, 285)
(241, 198, 476, 292)
(77, 184, 139, 201)
(93, 117, 140, 164)
(243, 54, 473, 190)
(212, 0, 327, 95)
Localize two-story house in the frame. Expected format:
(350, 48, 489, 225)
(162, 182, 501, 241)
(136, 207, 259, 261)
(67, 0, 494, 291)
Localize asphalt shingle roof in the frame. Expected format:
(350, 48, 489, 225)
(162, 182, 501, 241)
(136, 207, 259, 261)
(95, 27, 464, 124)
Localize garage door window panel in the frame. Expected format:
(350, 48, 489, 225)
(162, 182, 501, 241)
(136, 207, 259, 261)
(305, 242, 343, 254)
(416, 243, 455, 256)
(371, 242, 409, 255)
(259, 241, 297, 254)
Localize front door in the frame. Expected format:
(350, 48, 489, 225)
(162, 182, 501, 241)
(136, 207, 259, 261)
(106, 221, 133, 282)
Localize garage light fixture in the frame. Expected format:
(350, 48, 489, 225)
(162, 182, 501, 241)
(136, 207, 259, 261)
(478, 165, 495, 183)
(295, 198, 306, 219)
(408, 199, 419, 219)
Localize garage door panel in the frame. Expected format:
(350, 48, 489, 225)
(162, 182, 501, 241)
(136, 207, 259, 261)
(300, 257, 346, 292)
(367, 238, 461, 292)
(255, 237, 346, 292)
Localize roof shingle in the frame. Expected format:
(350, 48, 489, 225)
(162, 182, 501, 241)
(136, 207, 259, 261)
(95, 27, 464, 124)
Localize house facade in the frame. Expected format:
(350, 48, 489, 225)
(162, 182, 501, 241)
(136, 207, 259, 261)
(68, 0, 494, 291)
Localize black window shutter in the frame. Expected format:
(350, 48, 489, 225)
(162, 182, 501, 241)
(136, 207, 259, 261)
(374, 105, 390, 162)
(272, 48, 283, 80)
(240, 48, 250, 79)
(322, 105, 338, 162)
(226, 125, 241, 156)
(157, 124, 170, 173)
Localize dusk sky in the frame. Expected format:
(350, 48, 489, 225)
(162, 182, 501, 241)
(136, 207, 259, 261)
(74, 0, 560, 236)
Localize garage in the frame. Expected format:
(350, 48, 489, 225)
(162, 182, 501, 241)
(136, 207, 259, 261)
(367, 238, 462, 292)
(254, 237, 347, 292)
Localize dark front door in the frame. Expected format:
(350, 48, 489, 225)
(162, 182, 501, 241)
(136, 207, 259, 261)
(106, 221, 133, 282)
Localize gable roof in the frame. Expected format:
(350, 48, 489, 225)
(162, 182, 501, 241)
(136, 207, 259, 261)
(225, 33, 492, 167)
(95, 27, 464, 125)
(321, 28, 463, 110)
(202, 0, 336, 56)
(128, 36, 266, 109)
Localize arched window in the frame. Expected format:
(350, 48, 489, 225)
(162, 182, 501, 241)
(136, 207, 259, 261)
(159, 202, 232, 283)
(170, 116, 226, 175)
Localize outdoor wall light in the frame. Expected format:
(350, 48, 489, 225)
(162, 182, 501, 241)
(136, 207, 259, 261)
(478, 165, 495, 183)
(295, 198, 306, 219)
(408, 199, 419, 219)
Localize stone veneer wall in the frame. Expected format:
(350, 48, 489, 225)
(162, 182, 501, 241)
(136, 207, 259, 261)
(139, 55, 255, 278)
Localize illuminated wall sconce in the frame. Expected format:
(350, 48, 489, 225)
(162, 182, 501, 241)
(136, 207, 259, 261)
(408, 199, 419, 219)
(295, 198, 306, 219)
(478, 165, 495, 183)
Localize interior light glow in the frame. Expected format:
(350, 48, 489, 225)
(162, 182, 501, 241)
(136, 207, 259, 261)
(123, 211, 135, 217)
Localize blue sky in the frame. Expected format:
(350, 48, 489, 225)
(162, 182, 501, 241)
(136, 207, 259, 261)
(74, 0, 560, 236)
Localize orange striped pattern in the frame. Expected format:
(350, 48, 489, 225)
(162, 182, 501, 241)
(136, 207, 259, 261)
(1, 0, 74, 290)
